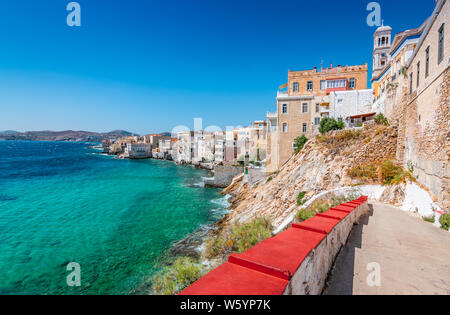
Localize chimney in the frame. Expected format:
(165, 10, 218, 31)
(330, 63, 333, 68)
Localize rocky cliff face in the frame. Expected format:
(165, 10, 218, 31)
(222, 124, 399, 229)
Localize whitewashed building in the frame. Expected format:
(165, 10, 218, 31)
(327, 89, 375, 127)
(125, 143, 152, 159)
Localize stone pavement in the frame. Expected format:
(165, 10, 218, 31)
(324, 202, 450, 295)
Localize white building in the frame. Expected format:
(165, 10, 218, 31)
(125, 143, 152, 159)
(327, 89, 375, 127)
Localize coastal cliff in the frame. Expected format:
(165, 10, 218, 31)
(221, 124, 401, 229)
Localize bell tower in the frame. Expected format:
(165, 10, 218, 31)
(372, 20, 392, 79)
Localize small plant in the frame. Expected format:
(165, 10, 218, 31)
(358, 123, 363, 127)
(423, 215, 435, 223)
(439, 214, 450, 231)
(294, 135, 309, 154)
(267, 176, 273, 182)
(297, 191, 306, 206)
(152, 257, 202, 295)
(407, 160, 414, 172)
(374, 113, 389, 126)
(337, 120, 345, 130)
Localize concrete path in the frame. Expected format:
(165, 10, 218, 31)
(324, 202, 450, 295)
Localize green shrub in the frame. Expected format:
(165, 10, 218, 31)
(152, 257, 202, 295)
(296, 209, 315, 222)
(337, 120, 345, 130)
(439, 214, 450, 231)
(205, 217, 273, 258)
(319, 117, 344, 134)
(267, 176, 272, 182)
(294, 135, 309, 154)
(297, 191, 306, 206)
(374, 113, 389, 126)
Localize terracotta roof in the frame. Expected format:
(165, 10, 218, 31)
(347, 112, 377, 119)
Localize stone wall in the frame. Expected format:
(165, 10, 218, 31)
(205, 165, 243, 188)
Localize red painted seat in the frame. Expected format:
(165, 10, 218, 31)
(229, 228, 325, 280)
(330, 206, 356, 213)
(317, 210, 349, 220)
(292, 216, 340, 234)
(179, 262, 289, 295)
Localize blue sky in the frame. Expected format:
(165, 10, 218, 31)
(0, 0, 434, 134)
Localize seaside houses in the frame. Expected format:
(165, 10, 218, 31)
(267, 63, 369, 170)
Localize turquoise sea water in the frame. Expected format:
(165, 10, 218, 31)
(0, 141, 228, 294)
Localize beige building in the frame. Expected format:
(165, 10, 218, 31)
(267, 64, 368, 170)
(396, 0, 449, 208)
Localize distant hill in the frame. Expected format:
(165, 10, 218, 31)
(0, 130, 19, 135)
(0, 130, 135, 142)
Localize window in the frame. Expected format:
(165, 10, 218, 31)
(282, 123, 288, 133)
(327, 80, 347, 89)
(438, 23, 444, 64)
(425, 46, 430, 78)
(307, 81, 313, 91)
(320, 80, 326, 90)
(417, 62, 420, 88)
(349, 78, 356, 89)
(282, 104, 288, 114)
(314, 117, 320, 125)
(409, 73, 413, 95)
(302, 123, 307, 133)
(302, 103, 308, 113)
(293, 82, 299, 92)
(315, 103, 320, 113)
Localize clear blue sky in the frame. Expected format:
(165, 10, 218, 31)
(0, 0, 434, 134)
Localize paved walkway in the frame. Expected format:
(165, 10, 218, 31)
(324, 202, 450, 295)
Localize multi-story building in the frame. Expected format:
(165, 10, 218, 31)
(371, 19, 428, 119)
(268, 63, 368, 169)
(174, 131, 194, 163)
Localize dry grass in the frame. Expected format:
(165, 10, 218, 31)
(347, 160, 415, 185)
(348, 163, 378, 183)
(316, 130, 363, 148)
(204, 217, 273, 259)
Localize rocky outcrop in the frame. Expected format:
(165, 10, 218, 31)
(222, 125, 399, 229)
